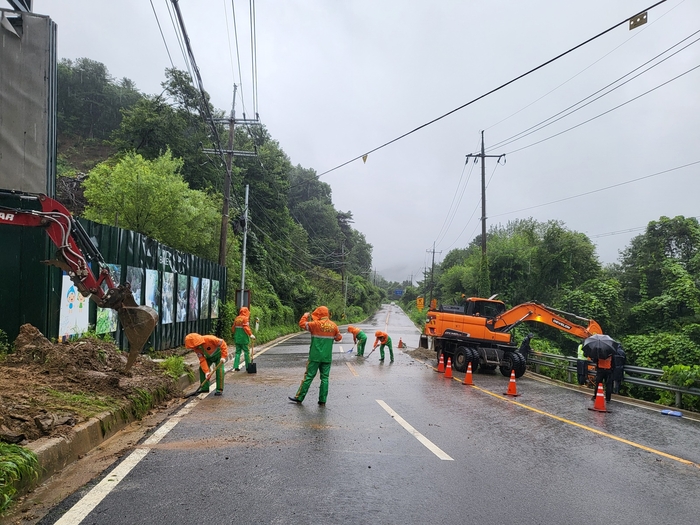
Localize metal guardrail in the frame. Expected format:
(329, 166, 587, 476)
(528, 351, 700, 408)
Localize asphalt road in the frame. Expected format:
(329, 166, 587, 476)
(39, 304, 700, 525)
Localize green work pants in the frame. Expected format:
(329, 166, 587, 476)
(380, 338, 394, 361)
(200, 356, 225, 392)
(295, 360, 331, 403)
(233, 343, 250, 370)
(356, 338, 367, 356)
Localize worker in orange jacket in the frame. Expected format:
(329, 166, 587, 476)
(347, 326, 367, 356)
(231, 306, 255, 371)
(289, 306, 342, 405)
(373, 331, 394, 362)
(185, 333, 228, 395)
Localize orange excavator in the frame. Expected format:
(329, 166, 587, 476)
(420, 296, 602, 377)
(0, 192, 158, 371)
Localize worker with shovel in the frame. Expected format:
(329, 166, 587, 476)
(231, 306, 255, 372)
(373, 331, 394, 362)
(185, 333, 228, 396)
(289, 306, 342, 405)
(347, 326, 367, 356)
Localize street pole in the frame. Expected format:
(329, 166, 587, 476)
(427, 242, 441, 308)
(239, 184, 249, 308)
(465, 131, 505, 256)
(218, 86, 237, 266)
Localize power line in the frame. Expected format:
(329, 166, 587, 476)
(150, 0, 175, 68)
(491, 160, 700, 219)
(483, 0, 686, 133)
(505, 62, 700, 155)
(488, 29, 700, 152)
(316, 1, 668, 178)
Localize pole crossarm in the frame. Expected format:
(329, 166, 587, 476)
(203, 148, 258, 157)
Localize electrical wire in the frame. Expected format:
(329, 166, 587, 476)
(484, 0, 686, 133)
(487, 30, 700, 152)
(150, 0, 175, 69)
(315, 0, 668, 178)
(505, 62, 700, 155)
(222, 0, 237, 85)
(490, 159, 700, 219)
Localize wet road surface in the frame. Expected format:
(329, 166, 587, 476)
(41, 304, 700, 524)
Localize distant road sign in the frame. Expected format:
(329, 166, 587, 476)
(394, 289, 403, 296)
(417, 297, 425, 311)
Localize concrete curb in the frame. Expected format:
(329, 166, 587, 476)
(16, 371, 194, 496)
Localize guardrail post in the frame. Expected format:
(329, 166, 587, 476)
(676, 391, 682, 408)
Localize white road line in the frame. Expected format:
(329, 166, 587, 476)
(376, 400, 453, 461)
(54, 402, 199, 524)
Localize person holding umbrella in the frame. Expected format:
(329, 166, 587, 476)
(583, 334, 618, 402)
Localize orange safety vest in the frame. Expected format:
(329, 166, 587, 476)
(597, 356, 612, 369)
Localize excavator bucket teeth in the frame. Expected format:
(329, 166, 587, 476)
(118, 306, 158, 371)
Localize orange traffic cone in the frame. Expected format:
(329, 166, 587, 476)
(504, 370, 520, 397)
(445, 357, 453, 379)
(398, 338, 403, 349)
(588, 383, 610, 412)
(437, 353, 445, 373)
(464, 361, 473, 385)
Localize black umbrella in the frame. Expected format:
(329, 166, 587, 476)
(582, 334, 618, 360)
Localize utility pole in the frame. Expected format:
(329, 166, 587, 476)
(427, 242, 442, 307)
(208, 85, 260, 266)
(239, 184, 249, 308)
(465, 131, 505, 255)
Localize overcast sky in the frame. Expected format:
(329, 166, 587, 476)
(33, 0, 700, 283)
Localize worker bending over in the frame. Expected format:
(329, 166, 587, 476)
(231, 306, 255, 371)
(185, 333, 228, 396)
(347, 326, 367, 356)
(373, 331, 394, 363)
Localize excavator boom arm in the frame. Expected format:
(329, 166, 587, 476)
(493, 301, 602, 338)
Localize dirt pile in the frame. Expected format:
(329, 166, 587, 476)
(0, 324, 178, 445)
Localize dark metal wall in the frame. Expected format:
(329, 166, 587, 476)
(0, 199, 226, 350)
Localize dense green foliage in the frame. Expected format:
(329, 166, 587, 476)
(56, 59, 381, 333)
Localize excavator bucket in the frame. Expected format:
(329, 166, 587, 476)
(118, 305, 159, 371)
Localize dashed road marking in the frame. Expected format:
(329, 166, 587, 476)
(377, 400, 453, 461)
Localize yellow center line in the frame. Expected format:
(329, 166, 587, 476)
(442, 371, 700, 468)
(345, 362, 359, 376)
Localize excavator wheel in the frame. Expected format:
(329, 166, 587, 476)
(466, 347, 480, 373)
(118, 305, 159, 371)
(452, 346, 470, 373)
(512, 352, 527, 378)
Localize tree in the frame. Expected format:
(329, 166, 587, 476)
(82, 150, 221, 259)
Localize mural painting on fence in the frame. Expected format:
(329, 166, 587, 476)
(211, 281, 220, 318)
(200, 278, 210, 319)
(177, 274, 187, 322)
(162, 272, 174, 324)
(189, 276, 200, 320)
(145, 269, 160, 316)
(59, 273, 89, 340)
(96, 263, 121, 334)
(126, 266, 143, 304)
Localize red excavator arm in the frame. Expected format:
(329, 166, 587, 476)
(0, 192, 158, 371)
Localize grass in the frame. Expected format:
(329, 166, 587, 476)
(159, 355, 193, 381)
(0, 443, 39, 514)
(42, 389, 123, 419)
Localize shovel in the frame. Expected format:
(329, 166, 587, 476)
(184, 360, 225, 398)
(364, 346, 378, 359)
(345, 345, 356, 354)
